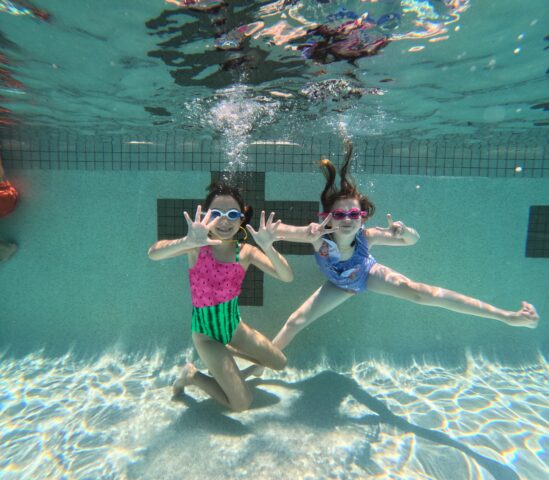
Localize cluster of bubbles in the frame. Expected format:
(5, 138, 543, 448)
(207, 85, 281, 170)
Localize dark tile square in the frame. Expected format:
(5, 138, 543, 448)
(525, 206, 549, 258)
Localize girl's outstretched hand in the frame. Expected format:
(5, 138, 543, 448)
(307, 214, 339, 241)
(246, 211, 284, 249)
(183, 205, 222, 247)
(503, 302, 540, 328)
(375, 213, 406, 237)
(375, 214, 419, 243)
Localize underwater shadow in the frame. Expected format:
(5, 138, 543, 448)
(170, 386, 281, 437)
(252, 371, 519, 480)
(127, 386, 282, 477)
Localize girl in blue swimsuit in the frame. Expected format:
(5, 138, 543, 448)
(270, 141, 540, 352)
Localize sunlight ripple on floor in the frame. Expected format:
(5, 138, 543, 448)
(1, 349, 547, 479)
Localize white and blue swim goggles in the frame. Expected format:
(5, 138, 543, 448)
(209, 208, 244, 221)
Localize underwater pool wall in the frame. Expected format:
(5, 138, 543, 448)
(1, 133, 548, 366)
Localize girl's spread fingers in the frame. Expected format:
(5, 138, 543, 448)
(268, 212, 275, 226)
(246, 224, 257, 235)
(203, 209, 211, 224)
(183, 211, 192, 226)
(386, 213, 393, 226)
(320, 214, 332, 227)
(208, 215, 221, 229)
(195, 205, 202, 222)
(260, 210, 266, 227)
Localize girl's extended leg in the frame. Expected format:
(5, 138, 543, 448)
(272, 281, 355, 350)
(367, 263, 539, 328)
(175, 332, 253, 411)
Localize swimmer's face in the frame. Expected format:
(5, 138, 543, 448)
(207, 195, 243, 240)
(330, 197, 365, 236)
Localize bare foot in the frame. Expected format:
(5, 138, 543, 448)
(173, 363, 197, 398)
(503, 302, 540, 328)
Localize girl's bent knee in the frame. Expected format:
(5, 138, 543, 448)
(271, 352, 287, 371)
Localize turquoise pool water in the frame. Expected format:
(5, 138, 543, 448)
(1, 167, 548, 479)
(0, 0, 547, 139)
(1, 1, 549, 479)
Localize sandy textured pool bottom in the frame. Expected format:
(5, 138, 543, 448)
(1, 350, 547, 480)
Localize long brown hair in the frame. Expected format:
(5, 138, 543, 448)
(320, 139, 375, 216)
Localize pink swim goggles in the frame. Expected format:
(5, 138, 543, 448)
(319, 208, 368, 220)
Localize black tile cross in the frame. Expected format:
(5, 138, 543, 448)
(156, 171, 319, 305)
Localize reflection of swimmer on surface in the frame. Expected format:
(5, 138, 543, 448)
(297, 10, 395, 63)
(165, 0, 226, 13)
(162, 0, 267, 76)
(300, 79, 384, 102)
(166, 0, 262, 51)
(214, 22, 263, 51)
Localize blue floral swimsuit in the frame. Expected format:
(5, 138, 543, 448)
(315, 227, 377, 293)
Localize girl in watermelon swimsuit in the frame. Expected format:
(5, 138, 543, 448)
(148, 181, 292, 411)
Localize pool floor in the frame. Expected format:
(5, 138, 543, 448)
(1, 349, 548, 479)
